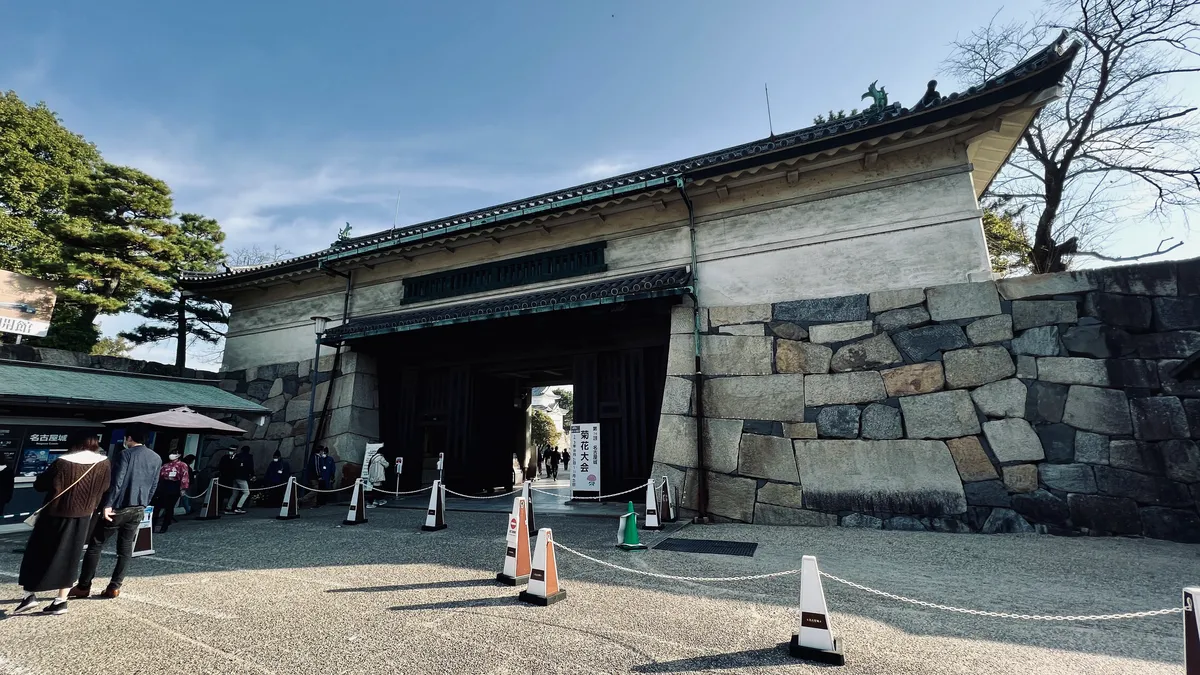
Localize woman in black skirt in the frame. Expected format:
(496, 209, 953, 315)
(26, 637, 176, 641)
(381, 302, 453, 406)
(15, 432, 111, 615)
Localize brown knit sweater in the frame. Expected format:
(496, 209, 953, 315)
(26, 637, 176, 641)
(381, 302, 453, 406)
(34, 453, 112, 518)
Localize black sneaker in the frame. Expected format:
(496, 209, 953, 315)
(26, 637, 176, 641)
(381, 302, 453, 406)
(233, 508, 247, 514)
(222, 509, 235, 515)
(14, 595, 38, 613)
(42, 600, 67, 615)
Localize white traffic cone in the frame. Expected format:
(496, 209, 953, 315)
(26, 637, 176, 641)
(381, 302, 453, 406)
(521, 480, 536, 533)
(277, 477, 299, 520)
(496, 497, 532, 585)
(1186, 587, 1199, 674)
(643, 479, 662, 530)
(789, 555, 844, 665)
(344, 479, 368, 525)
(661, 475, 677, 523)
(519, 528, 566, 606)
(199, 478, 221, 520)
(422, 479, 446, 531)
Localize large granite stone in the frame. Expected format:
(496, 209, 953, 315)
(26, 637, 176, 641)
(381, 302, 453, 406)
(830, 334, 901, 372)
(900, 390, 981, 439)
(943, 346, 1015, 389)
(875, 306, 930, 332)
(804, 372, 886, 406)
(861, 403, 902, 440)
(738, 434, 800, 482)
(653, 414, 699, 468)
(704, 375, 805, 422)
(756, 482, 804, 509)
(1106, 360, 1159, 389)
(1136, 331, 1200, 359)
(1074, 431, 1110, 465)
(1011, 326, 1062, 356)
(716, 324, 765, 336)
(1130, 397, 1189, 440)
(1061, 324, 1136, 358)
(767, 321, 808, 341)
(966, 314, 1013, 345)
(1139, 507, 1200, 543)
(809, 321, 874, 344)
(700, 335, 773, 375)
(1094, 466, 1193, 507)
(1036, 423, 1074, 463)
(965, 480, 1011, 507)
(285, 396, 311, 422)
(997, 271, 1098, 300)
(783, 422, 818, 439)
(981, 508, 1035, 534)
(704, 418, 743, 475)
(869, 287, 925, 313)
(926, 281, 1001, 321)
(1160, 440, 1200, 483)
(753, 504, 837, 527)
(262, 394, 288, 414)
(775, 340, 832, 374)
(885, 516, 927, 531)
(666, 334, 694, 376)
(1187, 399, 1200, 436)
(1039, 463, 1097, 493)
(970, 378, 1027, 418)
(246, 380, 273, 401)
(1025, 380, 1068, 424)
(1182, 259, 1200, 296)
(1012, 300, 1078, 331)
(1083, 292, 1152, 330)
(1035, 357, 1109, 386)
(841, 513, 884, 528)
(1068, 494, 1141, 534)
(709, 304, 771, 327)
(893, 324, 970, 361)
(256, 362, 300, 381)
(946, 436, 998, 482)
(1152, 297, 1200, 331)
(1017, 355, 1037, 379)
(983, 418, 1045, 463)
(881, 362, 944, 397)
(1062, 386, 1131, 435)
(660, 376, 693, 415)
(706, 472, 758, 522)
(1011, 489, 1069, 527)
(1099, 264, 1177, 296)
(267, 378, 284, 399)
(794, 439, 967, 515)
(1108, 440, 1164, 475)
(773, 294, 869, 325)
(265, 422, 292, 440)
(1002, 464, 1038, 493)
(816, 405, 860, 438)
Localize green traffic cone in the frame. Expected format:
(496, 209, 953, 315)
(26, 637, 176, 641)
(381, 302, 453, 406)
(617, 500, 648, 551)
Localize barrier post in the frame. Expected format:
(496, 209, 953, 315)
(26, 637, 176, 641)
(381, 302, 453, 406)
(519, 528, 566, 606)
(277, 477, 299, 520)
(643, 479, 662, 530)
(616, 501, 647, 551)
(521, 480, 536, 533)
(344, 478, 368, 525)
(422, 479, 446, 531)
(199, 478, 221, 520)
(661, 475, 677, 523)
(132, 506, 155, 557)
(496, 497, 531, 585)
(789, 555, 844, 666)
(1185, 587, 1199, 674)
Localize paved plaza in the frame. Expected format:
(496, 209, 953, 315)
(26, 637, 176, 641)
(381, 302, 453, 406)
(0, 498, 1194, 674)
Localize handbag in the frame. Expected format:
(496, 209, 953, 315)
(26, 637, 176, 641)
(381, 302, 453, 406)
(23, 460, 101, 528)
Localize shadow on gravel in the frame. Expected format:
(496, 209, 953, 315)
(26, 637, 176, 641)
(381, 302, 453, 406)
(328, 578, 496, 593)
(630, 645, 812, 672)
(388, 596, 515, 612)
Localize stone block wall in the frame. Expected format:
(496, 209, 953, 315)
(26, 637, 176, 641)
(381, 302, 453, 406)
(651, 258, 1200, 542)
(214, 348, 379, 480)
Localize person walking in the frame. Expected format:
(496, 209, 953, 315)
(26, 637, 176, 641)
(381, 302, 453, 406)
(14, 433, 111, 615)
(545, 446, 560, 480)
(263, 450, 291, 508)
(178, 454, 197, 515)
(309, 447, 336, 507)
(217, 446, 237, 511)
(225, 445, 254, 514)
(562, 448, 570, 472)
(70, 428, 161, 601)
(365, 450, 389, 508)
(152, 452, 190, 533)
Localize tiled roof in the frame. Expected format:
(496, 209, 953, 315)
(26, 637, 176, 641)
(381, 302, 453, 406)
(0, 360, 268, 415)
(324, 267, 691, 341)
(186, 33, 1078, 288)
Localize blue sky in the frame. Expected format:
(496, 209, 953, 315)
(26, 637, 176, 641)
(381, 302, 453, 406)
(1, 0, 1192, 367)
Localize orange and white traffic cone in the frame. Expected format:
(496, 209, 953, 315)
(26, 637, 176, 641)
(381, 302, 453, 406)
(789, 555, 844, 665)
(519, 528, 566, 606)
(277, 477, 299, 520)
(521, 480, 536, 533)
(344, 478, 368, 525)
(1185, 587, 1199, 674)
(199, 478, 221, 520)
(496, 496, 532, 585)
(422, 479, 446, 531)
(643, 479, 662, 530)
(660, 475, 677, 523)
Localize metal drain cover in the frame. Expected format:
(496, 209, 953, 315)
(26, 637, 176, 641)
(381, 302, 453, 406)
(653, 538, 758, 557)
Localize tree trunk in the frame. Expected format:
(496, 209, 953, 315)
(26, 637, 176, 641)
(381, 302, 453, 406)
(175, 295, 187, 375)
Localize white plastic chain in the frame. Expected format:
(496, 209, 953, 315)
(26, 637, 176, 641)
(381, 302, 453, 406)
(443, 487, 521, 500)
(371, 485, 434, 496)
(184, 484, 211, 500)
(817, 572, 1184, 621)
(531, 479, 664, 501)
(294, 483, 356, 494)
(214, 482, 279, 493)
(553, 541, 801, 582)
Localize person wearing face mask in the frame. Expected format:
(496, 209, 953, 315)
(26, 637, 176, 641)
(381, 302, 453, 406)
(263, 450, 291, 508)
(308, 447, 336, 507)
(152, 452, 190, 533)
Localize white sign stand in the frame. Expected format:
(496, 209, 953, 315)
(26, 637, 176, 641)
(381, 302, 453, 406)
(132, 506, 155, 557)
(570, 423, 600, 499)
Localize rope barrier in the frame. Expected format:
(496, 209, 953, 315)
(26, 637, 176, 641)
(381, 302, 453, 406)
(294, 483, 356, 494)
(215, 482, 279, 493)
(530, 479, 663, 501)
(443, 487, 521, 500)
(553, 541, 801, 582)
(370, 485, 434, 496)
(183, 484, 211, 500)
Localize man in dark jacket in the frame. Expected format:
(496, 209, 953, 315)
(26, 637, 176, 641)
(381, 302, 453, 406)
(71, 428, 161, 600)
(263, 450, 291, 508)
(225, 446, 254, 514)
(308, 447, 336, 507)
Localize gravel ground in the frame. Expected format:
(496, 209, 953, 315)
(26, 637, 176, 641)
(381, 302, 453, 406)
(0, 506, 1194, 674)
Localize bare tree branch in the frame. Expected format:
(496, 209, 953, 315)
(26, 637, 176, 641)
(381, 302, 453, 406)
(1074, 237, 1185, 260)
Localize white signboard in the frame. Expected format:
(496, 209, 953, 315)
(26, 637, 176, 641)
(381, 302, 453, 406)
(360, 443, 384, 486)
(571, 423, 600, 495)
